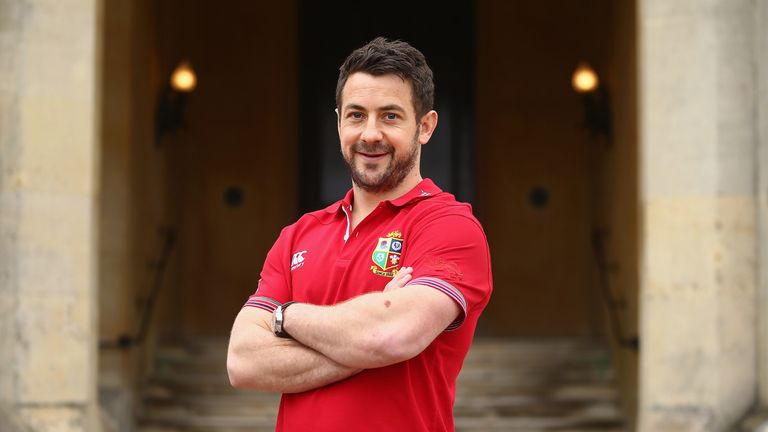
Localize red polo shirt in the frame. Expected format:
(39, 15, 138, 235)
(244, 179, 492, 431)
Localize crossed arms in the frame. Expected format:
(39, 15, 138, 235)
(226, 267, 461, 393)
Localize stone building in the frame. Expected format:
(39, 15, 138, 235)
(0, 0, 766, 431)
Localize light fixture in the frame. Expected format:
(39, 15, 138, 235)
(170, 61, 197, 93)
(571, 62, 599, 94)
(155, 60, 198, 146)
(571, 61, 612, 144)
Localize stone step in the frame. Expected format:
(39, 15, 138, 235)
(139, 337, 626, 432)
(140, 413, 623, 432)
(140, 389, 617, 419)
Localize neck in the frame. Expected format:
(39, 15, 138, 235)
(350, 172, 422, 226)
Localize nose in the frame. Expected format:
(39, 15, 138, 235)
(360, 118, 383, 143)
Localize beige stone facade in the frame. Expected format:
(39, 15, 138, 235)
(760, 0, 768, 411)
(0, 0, 100, 430)
(0, 0, 767, 431)
(639, 0, 765, 430)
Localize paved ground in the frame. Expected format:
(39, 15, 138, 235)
(138, 337, 626, 432)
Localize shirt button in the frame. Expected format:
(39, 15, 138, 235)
(355, 232, 359, 238)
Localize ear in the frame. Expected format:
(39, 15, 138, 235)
(335, 108, 341, 134)
(417, 110, 438, 145)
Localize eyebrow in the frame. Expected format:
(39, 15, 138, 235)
(342, 103, 407, 113)
(379, 104, 406, 113)
(343, 103, 366, 113)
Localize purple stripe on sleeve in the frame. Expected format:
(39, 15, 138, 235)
(406, 277, 467, 331)
(243, 296, 281, 313)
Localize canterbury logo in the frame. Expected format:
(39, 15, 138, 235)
(291, 250, 307, 271)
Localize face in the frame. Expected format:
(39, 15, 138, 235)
(337, 72, 436, 193)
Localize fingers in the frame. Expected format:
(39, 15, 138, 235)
(384, 266, 413, 292)
(394, 266, 413, 284)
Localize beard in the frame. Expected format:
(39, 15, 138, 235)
(343, 132, 420, 193)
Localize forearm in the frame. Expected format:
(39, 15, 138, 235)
(227, 309, 360, 393)
(283, 294, 393, 368)
(283, 287, 451, 369)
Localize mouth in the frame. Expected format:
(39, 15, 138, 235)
(356, 151, 389, 162)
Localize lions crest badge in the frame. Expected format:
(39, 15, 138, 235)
(370, 230, 404, 278)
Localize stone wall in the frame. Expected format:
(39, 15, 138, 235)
(601, 0, 640, 424)
(0, 0, 100, 430)
(638, 0, 758, 430)
(759, 0, 768, 409)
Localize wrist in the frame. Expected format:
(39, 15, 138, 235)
(282, 302, 298, 335)
(272, 301, 298, 338)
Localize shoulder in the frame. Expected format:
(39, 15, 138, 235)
(409, 192, 485, 235)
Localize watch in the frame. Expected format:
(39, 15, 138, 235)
(272, 301, 297, 338)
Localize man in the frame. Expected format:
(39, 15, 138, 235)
(227, 37, 492, 431)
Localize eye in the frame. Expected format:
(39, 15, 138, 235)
(347, 111, 364, 120)
(384, 113, 400, 121)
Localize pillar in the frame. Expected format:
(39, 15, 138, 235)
(638, 0, 758, 430)
(0, 0, 101, 430)
(758, 0, 768, 409)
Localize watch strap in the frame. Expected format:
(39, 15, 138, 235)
(274, 301, 297, 338)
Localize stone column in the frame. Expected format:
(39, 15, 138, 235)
(638, 0, 758, 431)
(0, 1, 100, 431)
(759, 0, 768, 409)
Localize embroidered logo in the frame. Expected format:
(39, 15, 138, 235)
(370, 230, 404, 278)
(291, 250, 307, 271)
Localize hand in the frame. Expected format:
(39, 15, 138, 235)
(384, 266, 413, 292)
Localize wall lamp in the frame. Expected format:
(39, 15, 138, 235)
(571, 62, 612, 145)
(154, 60, 197, 146)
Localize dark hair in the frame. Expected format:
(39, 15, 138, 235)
(336, 37, 434, 120)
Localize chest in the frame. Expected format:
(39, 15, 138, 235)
(288, 209, 414, 305)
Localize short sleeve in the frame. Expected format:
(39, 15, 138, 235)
(403, 213, 492, 331)
(243, 228, 293, 313)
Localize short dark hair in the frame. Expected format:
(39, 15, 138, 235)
(336, 37, 434, 120)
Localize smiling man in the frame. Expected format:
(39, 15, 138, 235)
(227, 37, 492, 432)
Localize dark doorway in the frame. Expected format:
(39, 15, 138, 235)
(297, 1, 476, 214)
